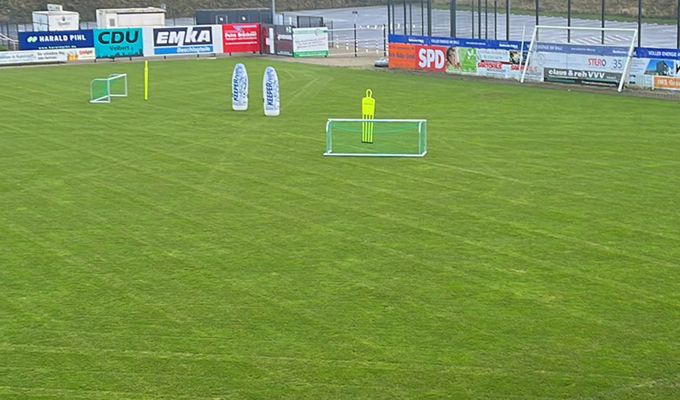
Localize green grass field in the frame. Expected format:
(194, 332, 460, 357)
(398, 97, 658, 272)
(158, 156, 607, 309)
(1, 58, 679, 399)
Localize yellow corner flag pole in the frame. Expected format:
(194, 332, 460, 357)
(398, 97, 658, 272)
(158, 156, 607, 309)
(361, 89, 375, 144)
(144, 61, 149, 101)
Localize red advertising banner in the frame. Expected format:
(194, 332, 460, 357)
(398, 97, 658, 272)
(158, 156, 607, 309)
(415, 45, 447, 73)
(222, 23, 260, 54)
(388, 43, 448, 73)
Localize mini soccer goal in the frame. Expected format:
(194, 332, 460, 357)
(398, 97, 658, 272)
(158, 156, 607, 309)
(324, 119, 427, 157)
(90, 74, 128, 104)
(520, 26, 638, 92)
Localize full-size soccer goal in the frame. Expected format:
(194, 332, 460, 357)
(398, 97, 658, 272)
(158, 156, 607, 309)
(520, 26, 638, 92)
(90, 74, 128, 104)
(324, 119, 427, 157)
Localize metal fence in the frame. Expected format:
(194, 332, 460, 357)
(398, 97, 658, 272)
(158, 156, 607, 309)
(328, 23, 388, 57)
(388, 0, 680, 49)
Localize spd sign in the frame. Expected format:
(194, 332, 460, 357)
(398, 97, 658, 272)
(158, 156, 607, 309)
(417, 46, 447, 72)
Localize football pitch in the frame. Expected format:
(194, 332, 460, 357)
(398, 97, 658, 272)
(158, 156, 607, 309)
(1, 58, 679, 399)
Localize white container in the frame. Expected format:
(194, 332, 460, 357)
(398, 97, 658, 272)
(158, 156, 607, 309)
(96, 8, 166, 29)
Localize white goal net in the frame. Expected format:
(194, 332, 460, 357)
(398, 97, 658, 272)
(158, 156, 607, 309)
(520, 26, 638, 92)
(90, 74, 128, 104)
(324, 119, 427, 158)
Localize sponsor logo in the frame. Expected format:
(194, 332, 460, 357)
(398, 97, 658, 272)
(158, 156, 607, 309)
(19, 30, 94, 50)
(545, 67, 621, 84)
(588, 58, 607, 67)
(154, 27, 212, 47)
(417, 47, 446, 70)
(232, 64, 248, 109)
(98, 30, 139, 45)
(265, 72, 276, 107)
(263, 66, 280, 116)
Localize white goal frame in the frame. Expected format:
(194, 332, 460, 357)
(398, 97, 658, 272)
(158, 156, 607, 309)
(520, 25, 638, 93)
(90, 73, 128, 104)
(324, 118, 427, 158)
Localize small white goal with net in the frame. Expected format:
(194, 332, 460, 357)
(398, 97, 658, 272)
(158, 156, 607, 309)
(324, 118, 427, 158)
(90, 74, 128, 104)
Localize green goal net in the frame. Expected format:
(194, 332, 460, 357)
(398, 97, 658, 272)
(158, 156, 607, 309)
(324, 119, 427, 157)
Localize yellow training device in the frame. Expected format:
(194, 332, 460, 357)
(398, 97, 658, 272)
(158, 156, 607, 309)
(144, 61, 149, 101)
(361, 89, 375, 144)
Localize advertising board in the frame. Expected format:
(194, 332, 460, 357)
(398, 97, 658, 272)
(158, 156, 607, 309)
(292, 27, 329, 57)
(94, 28, 144, 58)
(223, 24, 260, 53)
(19, 30, 94, 50)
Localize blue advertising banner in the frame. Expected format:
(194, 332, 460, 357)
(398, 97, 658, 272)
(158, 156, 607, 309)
(94, 28, 143, 58)
(19, 30, 94, 50)
(635, 47, 680, 60)
(389, 34, 629, 56)
(535, 43, 629, 57)
(389, 34, 526, 51)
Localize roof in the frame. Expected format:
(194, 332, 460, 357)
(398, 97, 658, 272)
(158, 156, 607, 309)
(97, 7, 166, 14)
(32, 10, 79, 16)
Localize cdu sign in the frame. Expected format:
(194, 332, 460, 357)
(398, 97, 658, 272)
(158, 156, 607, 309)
(94, 28, 143, 58)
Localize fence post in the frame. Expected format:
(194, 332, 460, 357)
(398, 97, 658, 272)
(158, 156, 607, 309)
(485, 0, 488, 40)
(383, 24, 387, 56)
(478, 0, 482, 38)
(506, 0, 510, 40)
(601, 0, 605, 44)
(451, 0, 456, 38)
(568, 0, 572, 42)
(494, 0, 497, 40)
(354, 24, 358, 57)
(403, 0, 407, 35)
(387, 0, 392, 35)
(421, 0, 425, 36)
(409, 0, 413, 35)
(535, 0, 539, 28)
(637, 0, 642, 47)
(472, 0, 475, 38)
(427, 0, 432, 36)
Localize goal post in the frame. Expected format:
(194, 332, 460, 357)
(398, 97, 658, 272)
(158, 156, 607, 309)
(520, 25, 638, 92)
(90, 73, 128, 104)
(324, 119, 427, 157)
